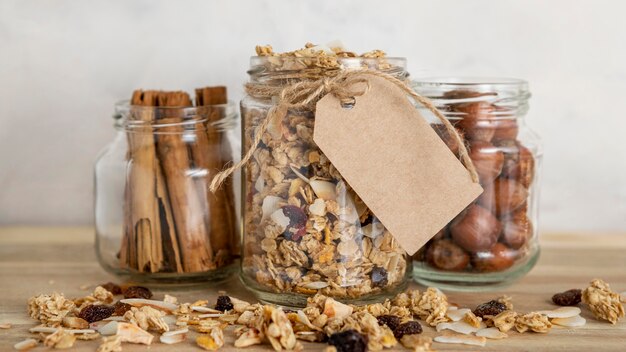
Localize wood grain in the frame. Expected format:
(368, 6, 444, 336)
(0, 227, 625, 351)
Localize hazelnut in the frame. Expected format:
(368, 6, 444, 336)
(501, 209, 533, 249)
(450, 205, 501, 252)
(459, 116, 498, 143)
(500, 141, 535, 188)
(425, 239, 470, 271)
(477, 183, 496, 213)
(431, 123, 464, 155)
(469, 141, 504, 183)
(494, 178, 528, 216)
(492, 118, 519, 142)
(445, 90, 498, 143)
(471, 243, 516, 272)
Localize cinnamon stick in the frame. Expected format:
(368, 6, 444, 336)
(196, 87, 239, 266)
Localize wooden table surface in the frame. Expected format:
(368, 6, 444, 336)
(0, 227, 625, 351)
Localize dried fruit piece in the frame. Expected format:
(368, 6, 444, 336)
(425, 239, 470, 271)
(377, 315, 401, 331)
(100, 282, 122, 295)
(582, 279, 625, 324)
(371, 266, 389, 288)
(393, 321, 422, 338)
(473, 300, 507, 318)
(328, 330, 368, 352)
(215, 295, 234, 312)
(123, 286, 153, 299)
(78, 304, 115, 323)
(552, 288, 582, 306)
(113, 301, 132, 316)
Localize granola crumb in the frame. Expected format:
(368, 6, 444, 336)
(97, 336, 122, 352)
(582, 279, 625, 324)
(43, 327, 77, 349)
(28, 292, 76, 327)
(515, 312, 552, 333)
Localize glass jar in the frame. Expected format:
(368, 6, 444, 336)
(95, 101, 239, 283)
(411, 77, 542, 290)
(240, 56, 412, 306)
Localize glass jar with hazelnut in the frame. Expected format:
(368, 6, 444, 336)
(411, 78, 542, 290)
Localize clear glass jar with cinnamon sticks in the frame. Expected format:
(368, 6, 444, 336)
(95, 87, 239, 283)
(239, 44, 411, 306)
(412, 78, 542, 290)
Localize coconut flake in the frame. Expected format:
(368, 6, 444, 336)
(192, 306, 221, 313)
(119, 298, 177, 313)
(436, 321, 485, 335)
(254, 175, 265, 192)
(198, 313, 226, 319)
(97, 321, 118, 336)
(309, 198, 326, 216)
(323, 298, 353, 320)
(270, 209, 290, 232)
(552, 315, 586, 327)
(13, 338, 38, 351)
(536, 307, 581, 318)
(446, 308, 471, 322)
(160, 327, 188, 344)
(29, 326, 96, 335)
(476, 327, 508, 339)
(434, 332, 487, 347)
(310, 180, 336, 200)
(116, 322, 153, 345)
(262, 196, 284, 220)
(301, 281, 329, 290)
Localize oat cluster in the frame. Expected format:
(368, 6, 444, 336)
(27, 292, 76, 327)
(582, 278, 625, 324)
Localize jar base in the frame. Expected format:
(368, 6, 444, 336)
(240, 272, 409, 309)
(412, 248, 540, 292)
(99, 260, 239, 287)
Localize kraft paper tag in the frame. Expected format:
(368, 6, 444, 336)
(314, 75, 483, 255)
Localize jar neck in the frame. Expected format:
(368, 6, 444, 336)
(113, 101, 237, 131)
(247, 56, 409, 85)
(413, 78, 530, 120)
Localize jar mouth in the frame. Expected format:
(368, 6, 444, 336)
(412, 77, 530, 121)
(113, 100, 238, 131)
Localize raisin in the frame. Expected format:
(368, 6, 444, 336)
(100, 282, 122, 295)
(473, 300, 508, 318)
(282, 205, 307, 228)
(377, 315, 401, 331)
(328, 330, 368, 352)
(371, 266, 388, 288)
(112, 301, 132, 316)
(215, 295, 234, 312)
(123, 286, 153, 299)
(393, 321, 422, 338)
(552, 289, 582, 306)
(78, 304, 115, 323)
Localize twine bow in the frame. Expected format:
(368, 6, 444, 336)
(209, 69, 478, 192)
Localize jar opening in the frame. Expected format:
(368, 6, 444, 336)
(113, 100, 238, 131)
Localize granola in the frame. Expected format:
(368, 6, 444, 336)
(514, 312, 552, 333)
(28, 293, 76, 327)
(43, 327, 77, 349)
(97, 336, 122, 352)
(123, 306, 169, 332)
(581, 279, 625, 324)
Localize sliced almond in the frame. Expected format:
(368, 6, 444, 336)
(160, 328, 188, 344)
(323, 298, 353, 320)
(536, 306, 581, 318)
(119, 298, 177, 313)
(290, 164, 310, 183)
(261, 195, 284, 220)
(97, 321, 118, 336)
(476, 327, 508, 339)
(300, 281, 329, 290)
(309, 198, 326, 216)
(191, 306, 222, 313)
(434, 331, 487, 347)
(28, 326, 96, 334)
(552, 315, 586, 327)
(198, 313, 226, 319)
(270, 209, 290, 231)
(445, 308, 471, 322)
(436, 320, 484, 335)
(310, 180, 336, 200)
(13, 338, 38, 351)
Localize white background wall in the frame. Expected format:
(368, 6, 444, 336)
(1, 0, 625, 232)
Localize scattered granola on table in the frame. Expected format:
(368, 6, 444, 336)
(241, 42, 409, 302)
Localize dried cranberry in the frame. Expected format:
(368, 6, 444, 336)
(371, 266, 388, 288)
(393, 320, 422, 338)
(123, 286, 153, 299)
(473, 300, 508, 318)
(552, 289, 582, 306)
(282, 205, 307, 228)
(215, 295, 234, 312)
(328, 330, 368, 352)
(377, 315, 401, 331)
(78, 304, 115, 323)
(112, 301, 132, 316)
(100, 282, 122, 295)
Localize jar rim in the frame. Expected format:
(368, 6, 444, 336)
(413, 77, 528, 90)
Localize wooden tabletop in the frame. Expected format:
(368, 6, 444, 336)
(0, 227, 625, 351)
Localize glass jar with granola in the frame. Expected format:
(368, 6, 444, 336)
(411, 78, 542, 290)
(240, 44, 412, 305)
